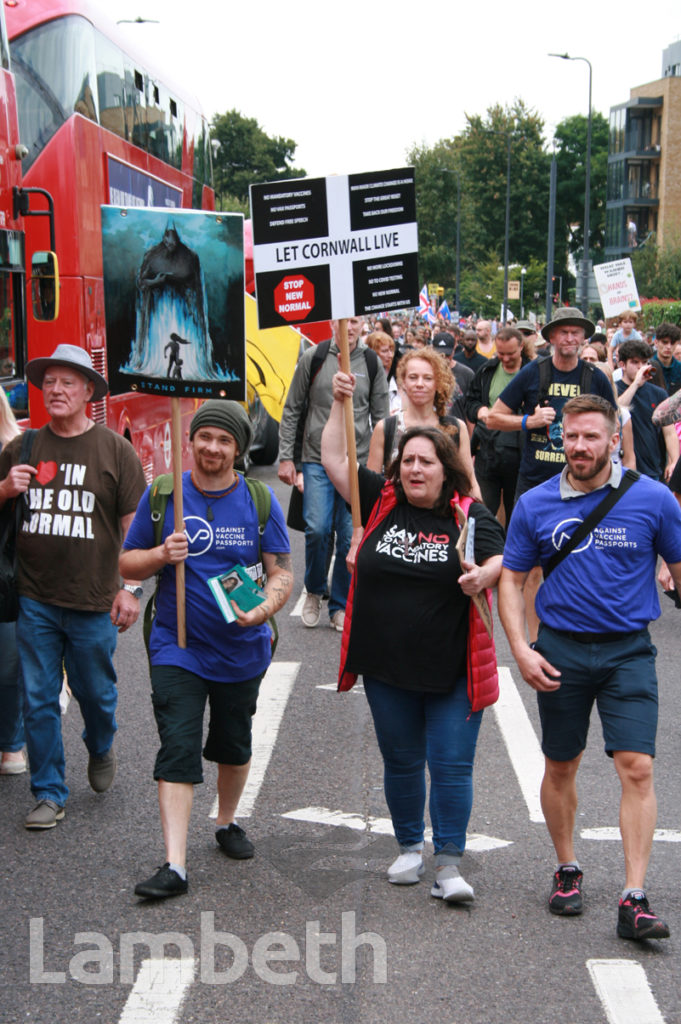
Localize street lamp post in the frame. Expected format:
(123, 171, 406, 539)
(485, 129, 512, 324)
(502, 134, 511, 325)
(520, 266, 526, 319)
(441, 168, 461, 315)
(549, 52, 593, 316)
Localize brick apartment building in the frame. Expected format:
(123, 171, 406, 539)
(606, 40, 681, 258)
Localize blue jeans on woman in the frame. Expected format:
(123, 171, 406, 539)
(0, 621, 24, 752)
(302, 462, 352, 617)
(16, 596, 119, 806)
(364, 676, 483, 855)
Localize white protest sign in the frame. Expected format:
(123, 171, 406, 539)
(593, 259, 641, 319)
(250, 168, 419, 328)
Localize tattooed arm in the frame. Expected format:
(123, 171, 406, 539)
(230, 550, 294, 628)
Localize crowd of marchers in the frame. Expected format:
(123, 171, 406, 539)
(1, 305, 681, 945)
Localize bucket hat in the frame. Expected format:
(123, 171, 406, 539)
(541, 307, 595, 342)
(26, 344, 109, 401)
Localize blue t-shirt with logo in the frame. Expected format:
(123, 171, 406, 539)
(123, 472, 290, 682)
(498, 360, 615, 484)
(503, 473, 681, 632)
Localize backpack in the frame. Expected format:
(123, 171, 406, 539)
(0, 429, 36, 623)
(291, 340, 380, 464)
(536, 356, 595, 407)
(142, 472, 278, 658)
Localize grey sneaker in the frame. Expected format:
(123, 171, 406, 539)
(88, 746, 116, 793)
(431, 865, 474, 902)
(329, 610, 345, 632)
(301, 592, 323, 627)
(388, 851, 424, 885)
(25, 800, 65, 830)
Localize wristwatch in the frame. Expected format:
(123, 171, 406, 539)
(122, 584, 144, 599)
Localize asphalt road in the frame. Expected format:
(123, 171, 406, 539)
(2, 464, 680, 1024)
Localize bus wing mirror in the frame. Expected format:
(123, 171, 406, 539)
(31, 251, 60, 322)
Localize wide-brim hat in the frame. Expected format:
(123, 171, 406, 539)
(541, 307, 595, 342)
(27, 344, 109, 401)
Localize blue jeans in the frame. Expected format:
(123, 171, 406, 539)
(302, 462, 352, 616)
(364, 676, 483, 854)
(16, 597, 119, 805)
(0, 621, 24, 751)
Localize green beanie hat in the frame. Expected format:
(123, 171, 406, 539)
(189, 400, 253, 455)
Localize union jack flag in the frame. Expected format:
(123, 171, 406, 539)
(419, 285, 436, 323)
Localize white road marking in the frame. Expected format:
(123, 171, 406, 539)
(281, 806, 512, 851)
(119, 958, 195, 1024)
(316, 682, 364, 692)
(582, 827, 681, 843)
(209, 661, 299, 820)
(493, 666, 545, 823)
(587, 959, 665, 1024)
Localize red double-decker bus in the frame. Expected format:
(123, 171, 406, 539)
(0, 0, 59, 416)
(5, 0, 215, 477)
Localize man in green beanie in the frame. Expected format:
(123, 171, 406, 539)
(120, 400, 293, 899)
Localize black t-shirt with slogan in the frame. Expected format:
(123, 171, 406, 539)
(0, 424, 145, 612)
(345, 467, 505, 693)
(498, 359, 615, 484)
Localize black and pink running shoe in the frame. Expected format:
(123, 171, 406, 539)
(548, 867, 583, 915)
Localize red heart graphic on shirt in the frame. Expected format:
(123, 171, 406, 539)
(35, 461, 58, 485)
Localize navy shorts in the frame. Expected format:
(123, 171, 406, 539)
(150, 665, 263, 783)
(534, 625, 658, 761)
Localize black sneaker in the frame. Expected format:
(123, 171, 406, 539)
(215, 823, 254, 859)
(617, 891, 670, 940)
(548, 867, 583, 915)
(134, 863, 188, 899)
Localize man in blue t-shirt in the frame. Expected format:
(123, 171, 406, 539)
(499, 394, 681, 942)
(121, 401, 293, 899)
(616, 338, 679, 481)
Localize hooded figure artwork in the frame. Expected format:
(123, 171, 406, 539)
(124, 223, 231, 383)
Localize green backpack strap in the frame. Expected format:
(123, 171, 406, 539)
(143, 474, 174, 660)
(243, 475, 278, 656)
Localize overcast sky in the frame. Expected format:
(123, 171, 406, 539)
(113, 0, 680, 178)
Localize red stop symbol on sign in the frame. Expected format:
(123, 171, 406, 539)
(273, 275, 315, 322)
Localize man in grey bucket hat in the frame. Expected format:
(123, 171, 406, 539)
(0, 344, 146, 830)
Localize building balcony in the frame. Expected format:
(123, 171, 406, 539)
(607, 183, 658, 204)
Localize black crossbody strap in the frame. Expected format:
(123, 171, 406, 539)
(543, 469, 640, 580)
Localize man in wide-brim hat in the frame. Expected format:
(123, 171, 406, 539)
(0, 344, 146, 831)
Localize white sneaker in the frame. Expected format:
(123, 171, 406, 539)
(329, 610, 345, 632)
(388, 851, 425, 885)
(431, 866, 474, 902)
(301, 593, 323, 627)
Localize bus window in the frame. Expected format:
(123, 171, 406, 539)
(30, 251, 59, 322)
(11, 15, 98, 170)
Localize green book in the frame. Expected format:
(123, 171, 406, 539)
(207, 564, 265, 623)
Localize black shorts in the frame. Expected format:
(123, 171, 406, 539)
(535, 625, 658, 761)
(150, 665, 263, 783)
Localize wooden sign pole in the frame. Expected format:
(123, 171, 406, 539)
(170, 397, 187, 648)
(336, 319, 363, 567)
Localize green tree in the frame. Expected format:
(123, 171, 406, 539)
(632, 233, 681, 299)
(210, 109, 305, 209)
(553, 112, 609, 266)
(408, 100, 551, 314)
(457, 100, 550, 269)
